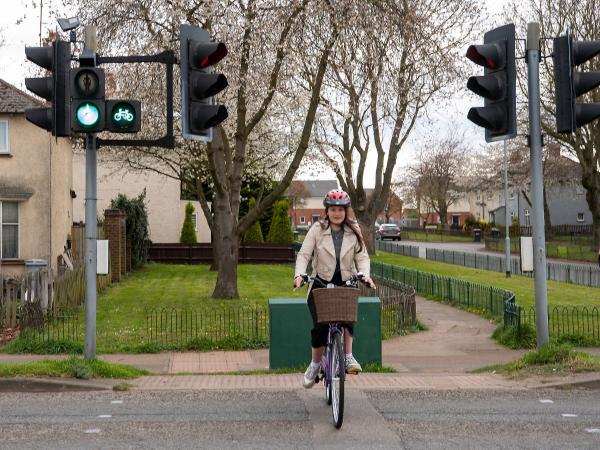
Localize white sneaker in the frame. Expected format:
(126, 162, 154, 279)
(345, 355, 362, 374)
(303, 363, 320, 389)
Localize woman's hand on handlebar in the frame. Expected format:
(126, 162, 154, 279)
(293, 275, 305, 289)
(363, 275, 376, 289)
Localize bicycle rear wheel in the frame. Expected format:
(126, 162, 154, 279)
(330, 330, 345, 429)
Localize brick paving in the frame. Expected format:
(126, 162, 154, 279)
(133, 373, 522, 391)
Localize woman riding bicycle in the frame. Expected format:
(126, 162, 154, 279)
(294, 189, 375, 388)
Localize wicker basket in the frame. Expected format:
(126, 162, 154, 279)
(312, 287, 359, 324)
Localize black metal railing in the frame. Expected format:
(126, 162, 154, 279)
(145, 306, 270, 348)
(371, 261, 514, 319)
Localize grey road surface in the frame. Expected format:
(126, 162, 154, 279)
(1, 389, 599, 449)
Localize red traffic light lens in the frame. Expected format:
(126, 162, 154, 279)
(199, 43, 228, 68)
(466, 44, 500, 69)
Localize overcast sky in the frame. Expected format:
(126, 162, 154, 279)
(0, 0, 511, 186)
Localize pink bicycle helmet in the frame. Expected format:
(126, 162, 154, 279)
(323, 189, 351, 207)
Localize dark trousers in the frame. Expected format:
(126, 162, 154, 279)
(307, 282, 354, 349)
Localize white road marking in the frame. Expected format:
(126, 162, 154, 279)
(111, 400, 123, 404)
(539, 399, 554, 404)
(561, 414, 578, 417)
(585, 428, 600, 433)
(84, 429, 101, 434)
(98, 415, 112, 418)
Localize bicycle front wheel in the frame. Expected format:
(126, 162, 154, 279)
(330, 330, 345, 429)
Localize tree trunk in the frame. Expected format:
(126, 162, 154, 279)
(358, 221, 376, 255)
(211, 192, 240, 299)
(585, 184, 600, 251)
(438, 205, 448, 226)
(543, 186, 552, 239)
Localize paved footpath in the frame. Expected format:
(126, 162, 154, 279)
(2, 296, 599, 391)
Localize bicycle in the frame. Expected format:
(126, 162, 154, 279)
(296, 272, 373, 429)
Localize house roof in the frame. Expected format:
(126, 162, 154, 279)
(0, 78, 44, 113)
(288, 180, 338, 198)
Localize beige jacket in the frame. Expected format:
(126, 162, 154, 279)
(295, 221, 370, 281)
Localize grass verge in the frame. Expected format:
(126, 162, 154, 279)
(0, 357, 149, 379)
(472, 343, 600, 377)
(372, 252, 600, 308)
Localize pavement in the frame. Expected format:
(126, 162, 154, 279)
(1, 295, 599, 392)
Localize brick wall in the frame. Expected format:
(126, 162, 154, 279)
(104, 209, 127, 282)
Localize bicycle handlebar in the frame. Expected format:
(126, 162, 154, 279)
(293, 272, 375, 291)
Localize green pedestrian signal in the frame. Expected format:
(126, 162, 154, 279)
(70, 67, 105, 132)
(105, 100, 141, 133)
(75, 102, 101, 129)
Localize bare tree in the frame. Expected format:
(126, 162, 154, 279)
(408, 135, 467, 226)
(313, 0, 479, 253)
(79, 0, 343, 298)
(506, 0, 600, 247)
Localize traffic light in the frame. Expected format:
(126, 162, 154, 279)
(70, 67, 105, 132)
(180, 24, 228, 142)
(466, 24, 517, 142)
(105, 100, 141, 133)
(553, 34, 600, 133)
(24, 39, 71, 136)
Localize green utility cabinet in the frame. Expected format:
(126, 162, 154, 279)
(268, 297, 381, 369)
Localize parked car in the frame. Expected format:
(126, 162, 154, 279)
(376, 223, 402, 241)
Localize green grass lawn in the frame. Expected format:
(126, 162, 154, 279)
(372, 252, 600, 308)
(486, 238, 597, 263)
(90, 263, 304, 351)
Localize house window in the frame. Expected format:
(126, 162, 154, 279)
(0, 121, 8, 153)
(191, 212, 198, 230)
(524, 209, 531, 227)
(300, 216, 305, 224)
(1, 201, 19, 258)
(312, 215, 320, 224)
(577, 212, 585, 222)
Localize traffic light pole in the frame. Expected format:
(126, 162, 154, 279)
(503, 139, 511, 278)
(84, 133, 97, 359)
(526, 23, 549, 346)
(83, 26, 98, 359)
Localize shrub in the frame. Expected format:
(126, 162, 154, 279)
(464, 213, 478, 230)
(267, 199, 294, 244)
(111, 190, 150, 268)
(243, 198, 264, 243)
(180, 202, 198, 244)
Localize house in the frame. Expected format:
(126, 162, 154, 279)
(0, 79, 73, 275)
(71, 153, 211, 243)
(490, 152, 592, 228)
(420, 188, 503, 228)
(286, 179, 338, 228)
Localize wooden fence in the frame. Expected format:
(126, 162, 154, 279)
(0, 266, 111, 333)
(148, 243, 295, 264)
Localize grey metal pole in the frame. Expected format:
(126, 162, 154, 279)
(504, 139, 511, 277)
(84, 26, 98, 360)
(84, 133, 97, 359)
(526, 22, 549, 346)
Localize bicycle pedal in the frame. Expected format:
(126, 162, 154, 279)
(314, 375, 321, 384)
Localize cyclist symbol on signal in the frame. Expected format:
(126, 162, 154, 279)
(114, 108, 134, 122)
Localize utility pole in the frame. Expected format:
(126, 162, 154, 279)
(84, 26, 98, 359)
(504, 139, 511, 277)
(526, 22, 549, 346)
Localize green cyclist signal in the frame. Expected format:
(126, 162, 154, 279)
(76, 102, 101, 129)
(111, 102, 136, 129)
